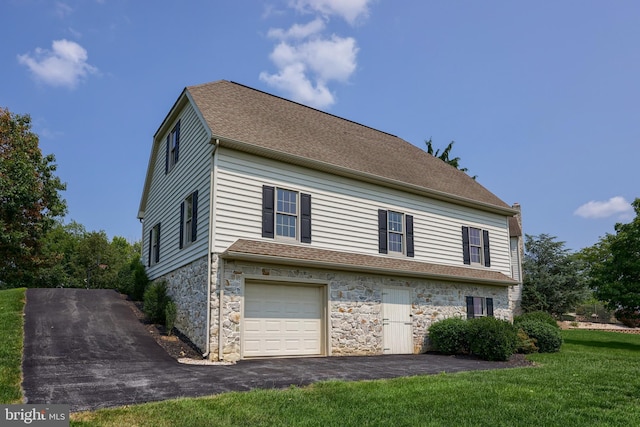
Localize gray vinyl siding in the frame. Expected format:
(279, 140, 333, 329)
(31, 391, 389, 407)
(510, 237, 522, 282)
(214, 148, 513, 277)
(142, 102, 212, 279)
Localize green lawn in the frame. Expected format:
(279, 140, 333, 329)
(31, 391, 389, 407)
(2, 288, 639, 426)
(0, 287, 25, 404)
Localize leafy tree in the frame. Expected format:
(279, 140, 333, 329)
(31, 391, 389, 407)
(521, 234, 588, 317)
(584, 198, 640, 315)
(37, 220, 141, 290)
(425, 138, 477, 179)
(0, 108, 66, 287)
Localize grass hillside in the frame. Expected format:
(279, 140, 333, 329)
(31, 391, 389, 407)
(0, 287, 25, 404)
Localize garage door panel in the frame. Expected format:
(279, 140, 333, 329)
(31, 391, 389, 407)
(244, 283, 323, 357)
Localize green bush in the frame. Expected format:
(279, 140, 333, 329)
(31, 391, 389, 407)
(514, 311, 559, 329)
(468, 317, 517, 361)
(165, 300, 177, 335)
(518, 320, 563, 353)
(516, 329, 539, 354)
(428, 318, 470, 354)
(115, 257, 149, 301)
(143, 281, 169, 324)
(131, 258, 149, 301)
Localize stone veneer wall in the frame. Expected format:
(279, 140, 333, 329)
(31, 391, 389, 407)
(211, 259, 511, 362)
(159, 255, 208, 353)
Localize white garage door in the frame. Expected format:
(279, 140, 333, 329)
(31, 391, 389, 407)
(244, 283, 323, 357)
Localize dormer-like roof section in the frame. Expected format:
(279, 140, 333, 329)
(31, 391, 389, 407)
(186, 80, 514, 215)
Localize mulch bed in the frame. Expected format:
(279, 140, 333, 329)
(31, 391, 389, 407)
(122, 294, 204, 361)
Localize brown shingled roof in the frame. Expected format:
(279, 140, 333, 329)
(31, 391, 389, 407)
(222, 239, 517, 286)
(187, 80, 514, 214)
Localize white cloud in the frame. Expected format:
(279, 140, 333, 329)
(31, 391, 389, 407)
(574, 196, 633, 219)
(267, 18, 325, 40)
(260, 35, 358, 109)
(261, 1, 368, 109)
(17, 39, 98, 89)
(291, 0, 371, 25)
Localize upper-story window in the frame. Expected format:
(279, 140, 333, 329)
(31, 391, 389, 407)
(148, 223, 161, 266)
(262, 185, 311, 243)
(462, 226, 491, 267)
(180, 190, 198, 249)
(276, 188, 297, 238)
(378, 209, 414, 257)
(165, 120, 180, 174)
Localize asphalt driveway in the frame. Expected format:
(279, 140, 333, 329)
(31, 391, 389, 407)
(23, 288, 518, 412)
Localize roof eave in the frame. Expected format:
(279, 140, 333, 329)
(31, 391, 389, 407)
(214, 136, 518, 217)
(220, 250, 516, 287)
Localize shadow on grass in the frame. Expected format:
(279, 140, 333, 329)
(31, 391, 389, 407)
(563, 337, 640, 352)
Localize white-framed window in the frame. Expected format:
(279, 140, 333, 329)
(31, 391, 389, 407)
(165, 121, 180, 174)
(466, 296, 494, 319)
(276, 188, 298, 239)
(462, 226, 490, 267)
(262, 185, 312, 243)
(378, 209, 415, 257)
(149, 223, 160, 266)
(469, 227, 483, 264)
(387, 211, 405, 253)
(180, 190, 198, 249)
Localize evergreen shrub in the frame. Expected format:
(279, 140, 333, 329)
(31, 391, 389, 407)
(428, 318, 470, 354)
(518, 320, 563, 353)
(143, 280, 169, 324)
(514, 311, 559, 329)
(468, 316, 517, 361)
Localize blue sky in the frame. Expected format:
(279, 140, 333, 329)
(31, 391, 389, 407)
(1, 0, 638, 252)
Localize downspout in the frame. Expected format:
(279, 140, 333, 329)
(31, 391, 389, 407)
(202, 138, 220, 359)
(218, 258, 225, 361)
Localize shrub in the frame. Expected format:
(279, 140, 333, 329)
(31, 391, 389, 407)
(143, 281, 169, 324)
(165, 300, 177, 335)
(130, 258, 149, 301)
(428, 318, 470, 354)
(516, 329, 539, 354)
(468, 317, 517, 361)
(518, 320, 563, 353)
(514, 311, 559, 329)
(615, 308, 640, 328)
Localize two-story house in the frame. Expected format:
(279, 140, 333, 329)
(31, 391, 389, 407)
(138, 80, 523, 362)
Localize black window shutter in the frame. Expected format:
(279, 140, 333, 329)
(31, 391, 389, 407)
(483, 230, 491, 267)
(165, 135, 170, 174)
(486, 298, 494, 317)
(462, 226, 470, 265)
(406, 215, 414, 257)
(466, 296, 474, 319)
(191, 190, 198, 242)
(179, 202, 185, 249)
(148, 229, 153, 267)
(262, 186, 275, 238)
(155, 223, 161, 263)
(300, 193, 311, 243)
(378, 209, 388, 254)
(174, 120, 180, 164)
